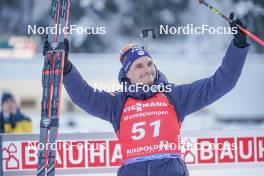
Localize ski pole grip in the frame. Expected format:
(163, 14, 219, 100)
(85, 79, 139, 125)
(237, 25, 264, 47)
(141, 28, 156, 39)
(152, 28, 157, 39)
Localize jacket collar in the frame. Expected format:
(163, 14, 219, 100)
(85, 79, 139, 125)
(118, 67, 169, 100)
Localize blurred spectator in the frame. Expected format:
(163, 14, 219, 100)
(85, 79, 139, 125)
(0, 92, 32, 133)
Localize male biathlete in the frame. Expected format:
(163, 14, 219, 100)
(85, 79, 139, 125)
(43, 13, 249, 176)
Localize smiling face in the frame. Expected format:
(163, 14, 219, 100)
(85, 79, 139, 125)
(126, 56, 156, 86)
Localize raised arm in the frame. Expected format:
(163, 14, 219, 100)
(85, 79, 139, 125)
(170, 40, 249, 122)
(63, 64, 118, 123)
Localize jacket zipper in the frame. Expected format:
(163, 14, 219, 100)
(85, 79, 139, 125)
(147, 160, 151, 176)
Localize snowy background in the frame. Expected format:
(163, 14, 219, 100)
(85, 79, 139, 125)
(0, 0, 264, 133)
(0, 1, 264, 175)
(0, 0, 264, 53)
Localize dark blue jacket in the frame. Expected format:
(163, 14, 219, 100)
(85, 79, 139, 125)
(63, 40, 249, 176)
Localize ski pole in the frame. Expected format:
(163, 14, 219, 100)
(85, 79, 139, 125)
(198, 0, 264, 47)
(141, 28, 157, 51)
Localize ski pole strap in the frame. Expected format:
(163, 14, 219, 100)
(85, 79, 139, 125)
(40, 118, 59, 128)
(123, 153, 180, 165)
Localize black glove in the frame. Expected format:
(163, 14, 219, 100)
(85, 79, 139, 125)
(229, 12, 249, 48)
(42, 38, 72, 75)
